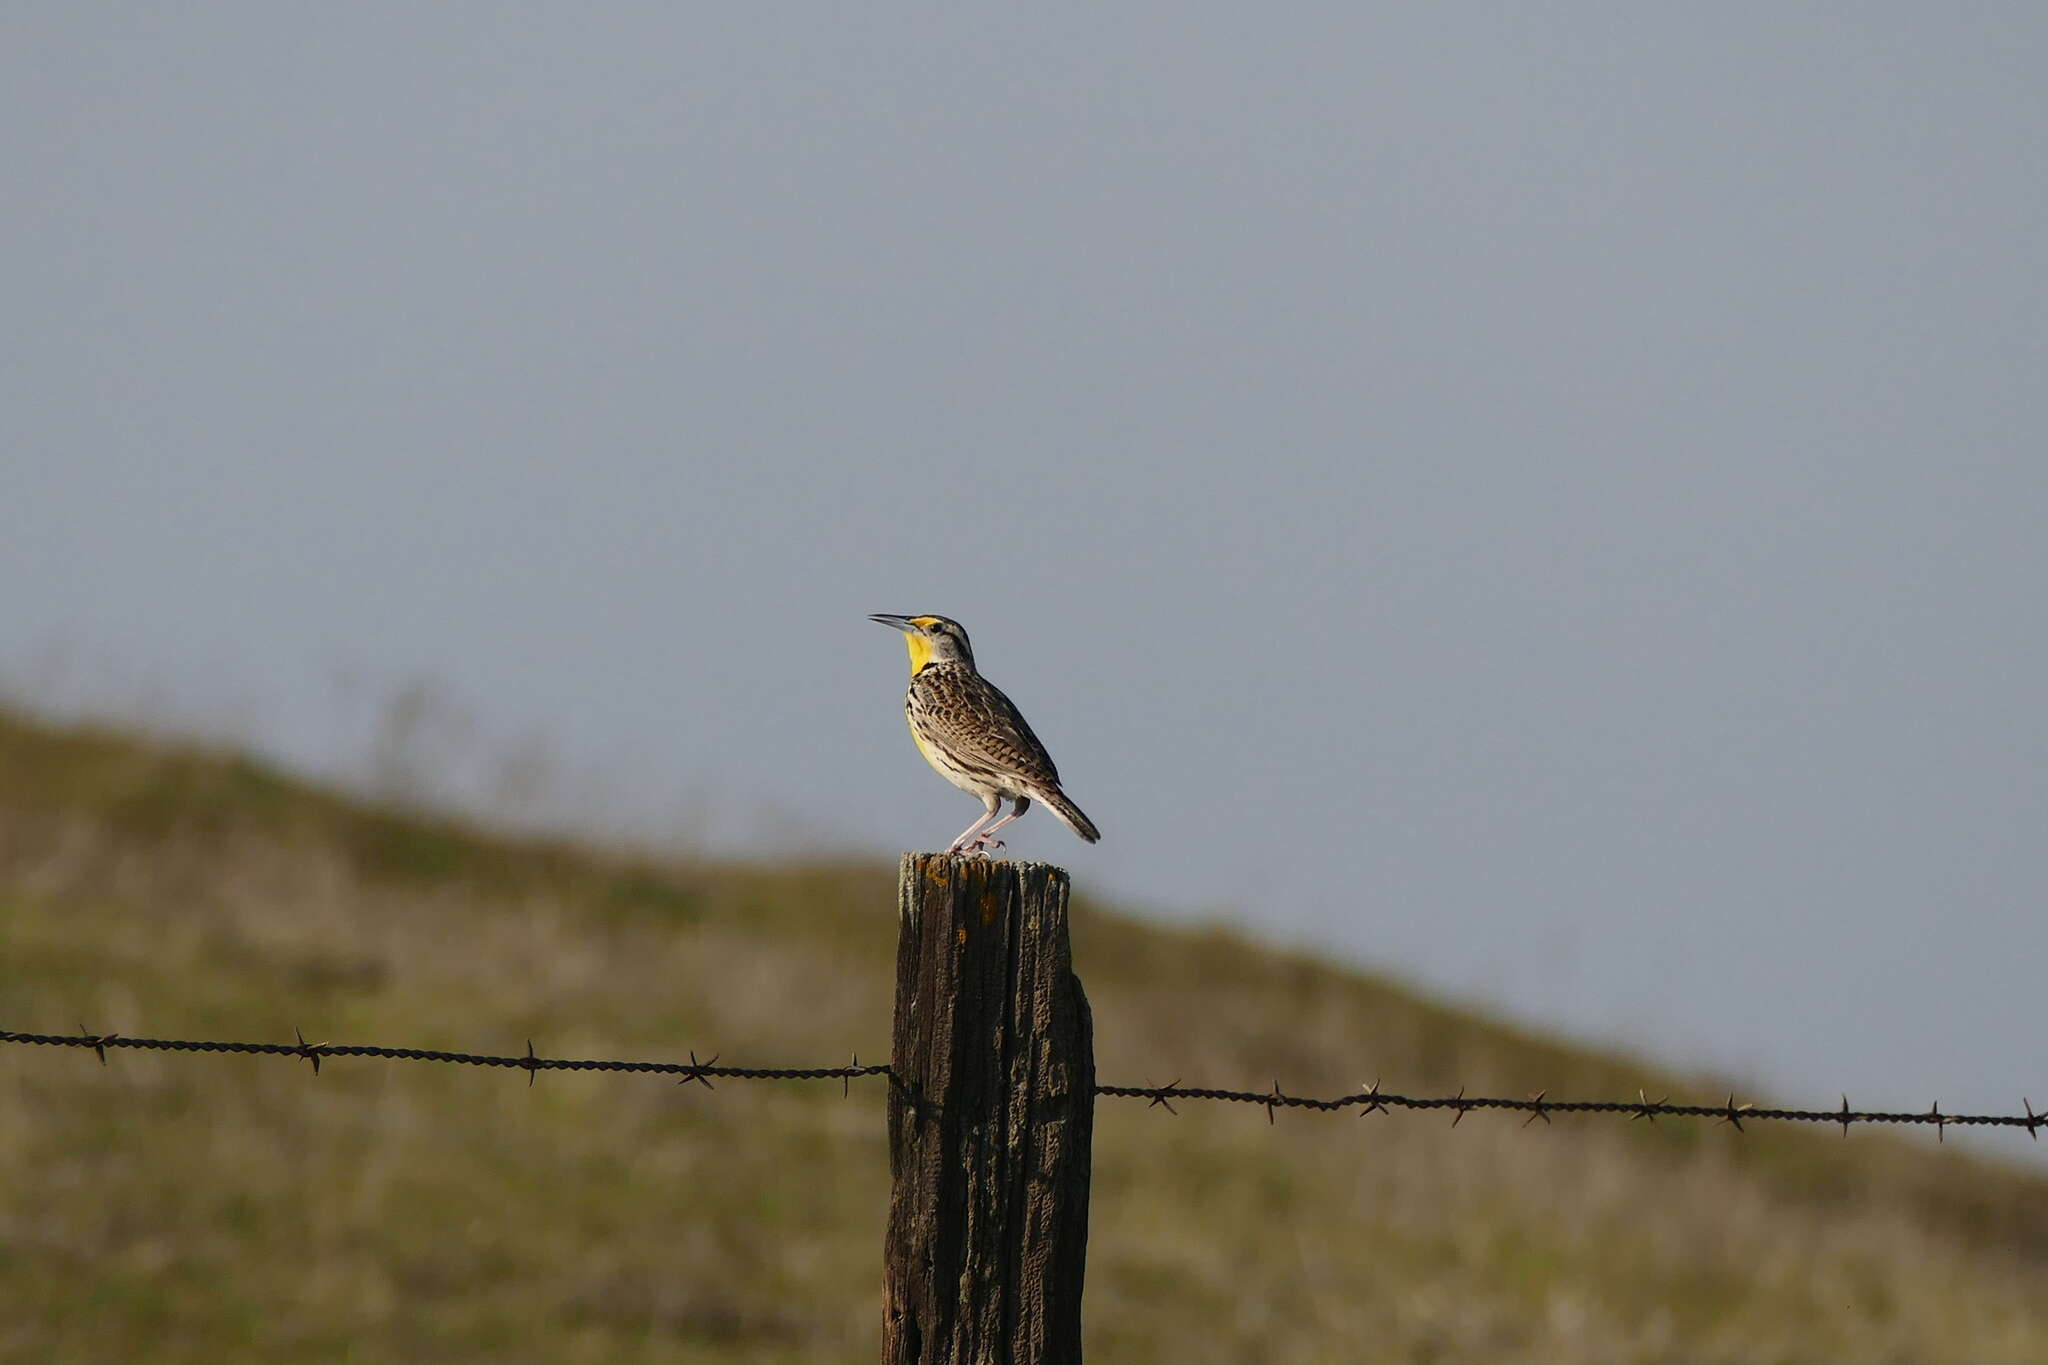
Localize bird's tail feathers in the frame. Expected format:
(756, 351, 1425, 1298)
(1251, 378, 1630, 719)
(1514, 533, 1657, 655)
(1036, 787, 1100, 844)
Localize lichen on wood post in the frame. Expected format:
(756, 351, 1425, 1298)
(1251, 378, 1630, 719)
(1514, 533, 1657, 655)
(882, 853, 1095, 1365)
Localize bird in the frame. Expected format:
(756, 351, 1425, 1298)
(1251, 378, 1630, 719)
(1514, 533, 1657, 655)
(868, 614, 1100, 856)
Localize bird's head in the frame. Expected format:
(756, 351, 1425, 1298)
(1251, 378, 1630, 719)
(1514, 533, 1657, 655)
(868, 614, 975, 673)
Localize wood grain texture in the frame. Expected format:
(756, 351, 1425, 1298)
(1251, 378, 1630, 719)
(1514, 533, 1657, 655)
(883, 854, 1095, 1365)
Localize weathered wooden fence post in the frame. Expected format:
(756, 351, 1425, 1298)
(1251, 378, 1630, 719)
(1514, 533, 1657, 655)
(883, 853, 1095, 1365)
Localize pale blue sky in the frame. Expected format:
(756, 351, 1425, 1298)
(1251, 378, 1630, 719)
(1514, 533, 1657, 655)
(5, 6, 2045, 1147)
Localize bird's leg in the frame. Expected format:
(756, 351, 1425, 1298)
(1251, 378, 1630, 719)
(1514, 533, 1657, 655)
(969, 797, 1030, 852)
(946, 804, 1000, 856)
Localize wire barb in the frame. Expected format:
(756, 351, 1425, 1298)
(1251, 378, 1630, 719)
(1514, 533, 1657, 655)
(675, 1050, 719, 1091)
(1146, 1079, 1181, 1116)
(293, 1027, 328, 1076)
(77, 1023, 114, 1067)
(1356, 1078, 1386, 1119)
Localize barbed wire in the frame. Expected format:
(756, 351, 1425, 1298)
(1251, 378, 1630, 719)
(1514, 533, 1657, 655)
(5, 1026, 2040, 1139)
(0, 1025, 892, 1091)
(1099, 1079, 2046, 1139)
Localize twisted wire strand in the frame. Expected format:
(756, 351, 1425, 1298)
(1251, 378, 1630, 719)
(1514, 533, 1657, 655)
(6, 1028, 2039, 1136)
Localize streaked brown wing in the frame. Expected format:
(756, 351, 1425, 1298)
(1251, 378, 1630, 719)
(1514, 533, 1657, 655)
(911, 668, 1063, 790)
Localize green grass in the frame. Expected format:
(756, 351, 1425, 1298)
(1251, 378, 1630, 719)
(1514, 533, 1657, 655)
(2, 704, 2045, 1362)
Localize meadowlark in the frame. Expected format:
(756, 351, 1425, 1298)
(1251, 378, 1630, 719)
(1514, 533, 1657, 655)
(869, 614, 1101, 856)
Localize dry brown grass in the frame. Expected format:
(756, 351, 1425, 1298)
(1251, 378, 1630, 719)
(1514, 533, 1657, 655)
(2, 706, 2045, 1362)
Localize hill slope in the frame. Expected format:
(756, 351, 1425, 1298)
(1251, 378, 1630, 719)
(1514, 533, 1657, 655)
(2, 706, 2044, 1362)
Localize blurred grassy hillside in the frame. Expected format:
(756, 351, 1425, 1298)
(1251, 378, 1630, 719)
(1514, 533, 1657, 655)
(2, 705, 2044, 1363)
